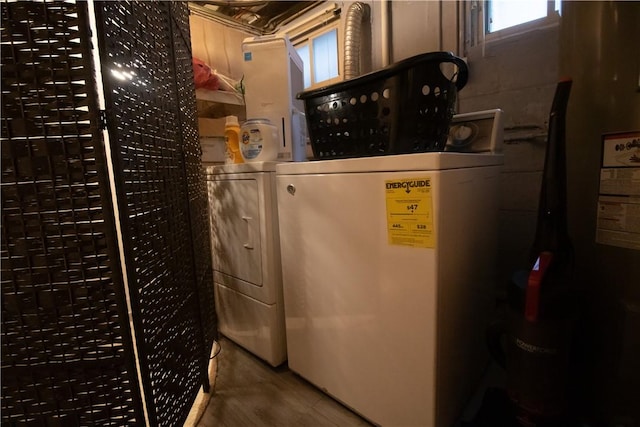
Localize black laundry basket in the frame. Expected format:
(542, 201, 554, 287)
(298, 51, 468, 160)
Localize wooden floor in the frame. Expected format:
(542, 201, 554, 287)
(196, 336, 374, 427)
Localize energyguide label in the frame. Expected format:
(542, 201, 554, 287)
(385, 176, 435, 248)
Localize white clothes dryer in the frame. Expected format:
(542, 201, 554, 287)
(206, 162, 286, 366)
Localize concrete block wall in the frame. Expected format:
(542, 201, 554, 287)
(458, 26, 560, 292)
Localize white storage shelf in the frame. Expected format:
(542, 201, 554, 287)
(196, 89, 246, 130)
(196, 90, 246, 164)
(196, 88, 244, 106)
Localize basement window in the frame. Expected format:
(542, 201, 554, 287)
(281, 3, 342, 90)
(295, 27, 340, 88)
(466, 0, 561, 47)
(485, 0, 561, 34)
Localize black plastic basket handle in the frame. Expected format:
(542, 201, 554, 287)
(421, 51, 468, 91)
(298, 51, 469, 100)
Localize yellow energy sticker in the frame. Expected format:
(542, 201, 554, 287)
(385, 177, 435, 248)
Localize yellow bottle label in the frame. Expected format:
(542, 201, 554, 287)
(225, 126, 243, 164)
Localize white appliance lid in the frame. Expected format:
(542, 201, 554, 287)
(275, 152, 503, 175)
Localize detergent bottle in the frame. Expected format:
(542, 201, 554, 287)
(240, 118, 279, 162)
(224, 115, 243, 164)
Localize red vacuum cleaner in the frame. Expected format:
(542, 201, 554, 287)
(488, 78, 576, 427)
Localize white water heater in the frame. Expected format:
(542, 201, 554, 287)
(242, 35, 307, 162)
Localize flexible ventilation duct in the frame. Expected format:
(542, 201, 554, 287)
(344, 2, 371, 80)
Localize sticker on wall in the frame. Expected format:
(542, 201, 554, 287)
(385, 176, 435, 248)
(596, 131, 640, 251)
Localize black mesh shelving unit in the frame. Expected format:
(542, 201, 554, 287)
(93, 1, 217, 424)
(1, 1, 216, 425)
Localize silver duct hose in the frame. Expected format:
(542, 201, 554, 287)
(344, 2, 371, 80)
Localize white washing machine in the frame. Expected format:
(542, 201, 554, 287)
(275, 123, 503, 425)
(206, 162, 286, 366)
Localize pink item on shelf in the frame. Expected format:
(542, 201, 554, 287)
(192, 57, 220, 91)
